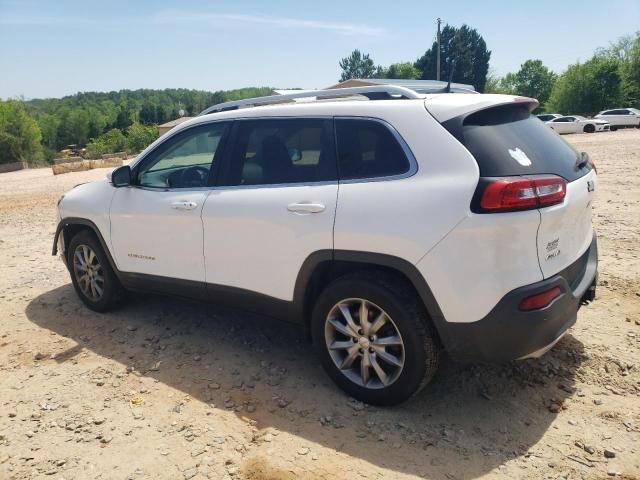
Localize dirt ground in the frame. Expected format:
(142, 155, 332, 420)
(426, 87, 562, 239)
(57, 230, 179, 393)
(0, 130, 638, 480)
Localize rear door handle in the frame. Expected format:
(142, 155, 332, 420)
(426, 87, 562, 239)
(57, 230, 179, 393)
(171, 200, 198, 211)
(287, 202, 326, 214)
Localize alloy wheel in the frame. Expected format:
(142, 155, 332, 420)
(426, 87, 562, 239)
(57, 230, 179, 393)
(73, 244, 105, 301)
(324, 298, 405, 389)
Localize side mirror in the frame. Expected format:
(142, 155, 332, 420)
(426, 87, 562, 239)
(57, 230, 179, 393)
(110, 165, 132, 187)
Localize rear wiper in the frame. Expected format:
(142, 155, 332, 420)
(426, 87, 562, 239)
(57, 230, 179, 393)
(575, 151, 589, 170)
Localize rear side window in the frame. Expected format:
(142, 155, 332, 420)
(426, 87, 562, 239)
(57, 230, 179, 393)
(461, 106, 587, 182)
(335, 119, 410, 180)
(222, 118, 336, 186)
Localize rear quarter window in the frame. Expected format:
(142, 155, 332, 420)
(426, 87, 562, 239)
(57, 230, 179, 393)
(335, 119, 410, 180)
(460, 105, 588, 182)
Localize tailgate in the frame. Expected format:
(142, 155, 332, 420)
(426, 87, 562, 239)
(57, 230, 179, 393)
(434, 100, 598, 282)
(537, 170, 597, 278)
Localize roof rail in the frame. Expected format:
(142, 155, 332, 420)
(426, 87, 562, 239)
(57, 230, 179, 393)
(199, 85, 423, 116)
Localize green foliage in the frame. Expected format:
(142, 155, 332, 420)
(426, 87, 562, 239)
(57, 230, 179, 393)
(0, 100, 43, 165)
(623, 36, 640, 107)
(497, 60, 557, 110)
(36, 113, 60, 160)
(545, 32, 639, 113)
(483, 70, 505, 94)
(339, 49, 376, 81)
(374, 62, 420, 80)
(126, 122, 159, 153)
(86, 128, 127, 158)
(546, 56, 623, 114)
(414, 24, 491, 92)
(86, 122, 159, 158)
(599, 32, 640, 108)
(24, 87, 273, 152)
(221, 87, 272, 102)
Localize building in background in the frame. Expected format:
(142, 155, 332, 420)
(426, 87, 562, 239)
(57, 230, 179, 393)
(158, 117, 193, 136)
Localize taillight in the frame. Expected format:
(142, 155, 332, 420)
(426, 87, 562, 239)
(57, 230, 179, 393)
(519, 287, 562, 311)
(479, 176, 567, 212)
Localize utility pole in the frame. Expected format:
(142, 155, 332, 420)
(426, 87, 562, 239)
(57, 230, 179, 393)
(436, 18, 442, 81)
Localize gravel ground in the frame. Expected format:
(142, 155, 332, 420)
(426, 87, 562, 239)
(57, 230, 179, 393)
(0, 130, 639, 480)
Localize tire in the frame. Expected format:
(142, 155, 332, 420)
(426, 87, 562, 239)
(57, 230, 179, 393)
(67, 230, 124, 312)
(610, 125, 618, 132)
(311, 272, 440, 406)
(583, 124, 595, 133)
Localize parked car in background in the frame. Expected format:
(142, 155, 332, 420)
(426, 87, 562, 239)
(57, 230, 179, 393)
(594, 108, 640, 130)
(546, 115, 610, 134)
(537, 113, 563, 122)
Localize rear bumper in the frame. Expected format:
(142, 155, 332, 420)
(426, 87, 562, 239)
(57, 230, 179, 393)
(439, 232, 598, 362)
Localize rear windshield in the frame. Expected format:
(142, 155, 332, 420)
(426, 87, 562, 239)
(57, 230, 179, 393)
(461, 105, 588, 182)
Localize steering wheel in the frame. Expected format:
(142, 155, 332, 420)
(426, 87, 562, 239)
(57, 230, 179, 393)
(178, 166, 209, 188)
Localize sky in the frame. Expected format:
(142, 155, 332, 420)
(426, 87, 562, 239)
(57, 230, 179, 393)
(1, 0, 639, 99)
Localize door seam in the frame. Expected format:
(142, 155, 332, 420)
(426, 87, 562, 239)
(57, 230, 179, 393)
(201, 189, 214, 284)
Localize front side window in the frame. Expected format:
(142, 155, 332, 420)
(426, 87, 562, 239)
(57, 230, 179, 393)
(137, 123, 227, 188)
(222, 118, 336, 186)
(335, 119, 410, 180)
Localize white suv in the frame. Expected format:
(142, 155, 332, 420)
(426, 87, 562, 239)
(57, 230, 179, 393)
(53, 85, 599, 405)
(594, 108, 640, 130)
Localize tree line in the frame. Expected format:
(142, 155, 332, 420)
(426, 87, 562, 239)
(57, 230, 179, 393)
(2, 27, 639, 166)
(339, 27, 640, 114)
(0, 87, 271, 166)
(339, 24, 491, 91)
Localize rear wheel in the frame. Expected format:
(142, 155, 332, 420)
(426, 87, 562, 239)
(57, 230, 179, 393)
(312, 273, 440, 406)
(583, 124, 595, 133)
(67, 230, 124, 312)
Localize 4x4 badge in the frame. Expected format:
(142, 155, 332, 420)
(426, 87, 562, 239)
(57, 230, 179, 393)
(587, 180, 595, 192)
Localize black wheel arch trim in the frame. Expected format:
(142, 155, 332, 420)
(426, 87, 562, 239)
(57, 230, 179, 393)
(52, 227, 450, 344)
(292, 250, 449, 341)
(53, 217, 119, 275)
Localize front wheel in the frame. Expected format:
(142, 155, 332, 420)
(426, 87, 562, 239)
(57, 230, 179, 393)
(67, 230, 124, 312)
(583, 124, 596, 133)
(312, 273, 440, 406)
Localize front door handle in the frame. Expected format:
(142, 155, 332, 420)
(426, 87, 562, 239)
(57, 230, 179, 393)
(171, 200, 198, 211)
(287, 202, 326, 214)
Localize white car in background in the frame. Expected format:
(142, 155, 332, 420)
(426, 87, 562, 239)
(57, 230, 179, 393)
(594, 108, 640, 130)
(537, 113, 563, 122)
(546, 115, 610, 134)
